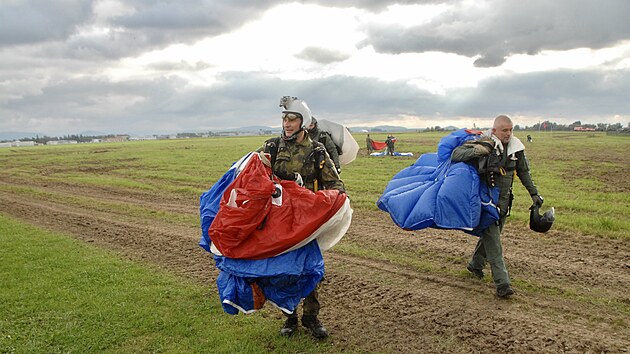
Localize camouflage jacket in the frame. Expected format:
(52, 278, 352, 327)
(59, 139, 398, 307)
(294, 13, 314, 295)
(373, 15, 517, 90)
(257, 134, 345, 193)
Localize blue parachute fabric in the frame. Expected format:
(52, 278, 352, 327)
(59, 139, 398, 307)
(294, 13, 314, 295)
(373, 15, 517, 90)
(472, 183, 501, 236)
(214, 241, 324, 314)
(377, 129, 499, 235)
(198, 152, 326, 314)
(436, 129, 478, 163)
(417, 152, 438, 167)
(434, 162, 480, 229)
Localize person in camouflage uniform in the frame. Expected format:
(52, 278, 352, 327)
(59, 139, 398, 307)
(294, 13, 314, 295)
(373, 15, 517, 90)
(307, 117, 342, 174)
(366, 134, 374, 154)
(451, 115, 544, 298)
(257, 96, 344, 339)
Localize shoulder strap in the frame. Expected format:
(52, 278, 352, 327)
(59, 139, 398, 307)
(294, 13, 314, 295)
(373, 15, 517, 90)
(311, 141, 326, 171)
(263, 137, 281, 166)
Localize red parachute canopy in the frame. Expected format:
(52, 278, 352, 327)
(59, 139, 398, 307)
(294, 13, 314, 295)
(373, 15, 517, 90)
(208, 153, 347, 260)
(371, 140, 388, 150)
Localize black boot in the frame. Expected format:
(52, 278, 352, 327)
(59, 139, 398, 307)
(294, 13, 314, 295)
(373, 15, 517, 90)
(466, 264, 485, 279)
(280, 316, 298, 337)
(496, 284, 515, 298)
(301, 315, 328, 339)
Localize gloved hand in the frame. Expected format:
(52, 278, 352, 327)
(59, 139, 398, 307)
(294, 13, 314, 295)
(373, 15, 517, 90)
(294, 173, 304, 187)
(473, 143, 492, 156)
(531, 194, 544, 207)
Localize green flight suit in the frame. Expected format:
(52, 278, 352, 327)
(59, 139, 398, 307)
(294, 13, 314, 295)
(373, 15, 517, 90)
(452, 140, 538, 288)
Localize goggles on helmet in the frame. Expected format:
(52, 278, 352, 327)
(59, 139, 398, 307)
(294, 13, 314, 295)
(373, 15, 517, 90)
(282, 112, 302, 121)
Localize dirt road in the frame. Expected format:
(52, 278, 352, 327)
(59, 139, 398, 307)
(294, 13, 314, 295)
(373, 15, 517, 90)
(1, 177, 628, 353)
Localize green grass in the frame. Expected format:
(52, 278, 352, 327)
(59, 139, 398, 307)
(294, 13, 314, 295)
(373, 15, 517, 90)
(1, 131, 629, 239)
(0, 215, 332, 353)
(1, 131, 628, 352)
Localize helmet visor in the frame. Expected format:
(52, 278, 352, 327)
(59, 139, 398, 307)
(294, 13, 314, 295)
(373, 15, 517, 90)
(282, 112, 302, 121)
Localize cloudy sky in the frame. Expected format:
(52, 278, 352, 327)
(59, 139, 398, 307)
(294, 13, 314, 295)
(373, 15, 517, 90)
(1, 0, 629, 136)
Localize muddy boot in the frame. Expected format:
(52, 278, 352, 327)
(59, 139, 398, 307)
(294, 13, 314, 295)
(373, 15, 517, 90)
(466, 264, 485, 279)
(496, 284, 515, 298)
(280, 316, 298, 337)
(301, 315, 328, 339)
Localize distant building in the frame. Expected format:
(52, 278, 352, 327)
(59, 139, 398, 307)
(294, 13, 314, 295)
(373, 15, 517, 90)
(47, 140, 78, 145)
(129, 136, 156, 141)
(104, 135, 129, 143)
(11, 140, 36, 147)
(574, 126, 596, 131)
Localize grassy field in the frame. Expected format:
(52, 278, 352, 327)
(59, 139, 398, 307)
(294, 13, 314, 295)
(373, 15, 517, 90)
(0, 130, 628, 352)
(2, 130, 628, 238)
(0, 215, 331, 353)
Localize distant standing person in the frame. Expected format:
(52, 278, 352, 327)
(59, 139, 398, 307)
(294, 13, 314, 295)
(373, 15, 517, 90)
(451, 115, 544, 298)
(386, 135, 396, 156)
(366, 134, 374, 154)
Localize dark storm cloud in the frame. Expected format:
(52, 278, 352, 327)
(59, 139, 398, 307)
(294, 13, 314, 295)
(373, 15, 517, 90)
(0, 0, 93, 46)
(0, 0, 278, 59)
(109, 0, 277, 44)
(363, 0, 630, 67)
(444, 68, 630, 119)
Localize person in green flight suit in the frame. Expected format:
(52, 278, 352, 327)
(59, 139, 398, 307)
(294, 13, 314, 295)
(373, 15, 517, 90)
(366, 134, 374, 154)
(257, 96, 345, 339)
(451, 115, 544, 298)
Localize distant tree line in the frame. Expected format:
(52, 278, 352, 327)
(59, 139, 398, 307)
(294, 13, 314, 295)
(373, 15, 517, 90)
(21, 134, 120, 144)
(5, 131, 249, 144)
(519, 121, 626, 131)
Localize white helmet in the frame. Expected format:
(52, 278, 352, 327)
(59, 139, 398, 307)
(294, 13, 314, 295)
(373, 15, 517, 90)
(279, 96, 313, 128)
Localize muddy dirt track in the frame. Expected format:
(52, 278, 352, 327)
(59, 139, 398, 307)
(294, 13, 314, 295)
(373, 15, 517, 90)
(1, 177, 629, 353)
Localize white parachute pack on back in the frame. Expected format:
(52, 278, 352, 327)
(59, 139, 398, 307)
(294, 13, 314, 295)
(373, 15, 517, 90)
(316, 118, 359, 165)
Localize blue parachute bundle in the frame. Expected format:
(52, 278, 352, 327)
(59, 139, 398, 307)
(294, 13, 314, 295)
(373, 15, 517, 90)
(377, 129, 499, 236)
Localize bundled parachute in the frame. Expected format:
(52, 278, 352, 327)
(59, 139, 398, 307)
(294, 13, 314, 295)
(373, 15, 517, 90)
(199, 152, 352, 314)
(377, 129, 499, 235)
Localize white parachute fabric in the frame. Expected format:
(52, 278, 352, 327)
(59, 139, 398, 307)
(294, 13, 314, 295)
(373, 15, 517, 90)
(317, 119, 359, 165)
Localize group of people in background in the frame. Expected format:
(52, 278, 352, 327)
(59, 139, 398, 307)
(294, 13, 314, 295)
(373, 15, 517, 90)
(365, 133, 396, 155)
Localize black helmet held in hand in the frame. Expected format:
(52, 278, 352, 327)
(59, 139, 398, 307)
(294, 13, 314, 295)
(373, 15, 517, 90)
(529, 204, 555, 233)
